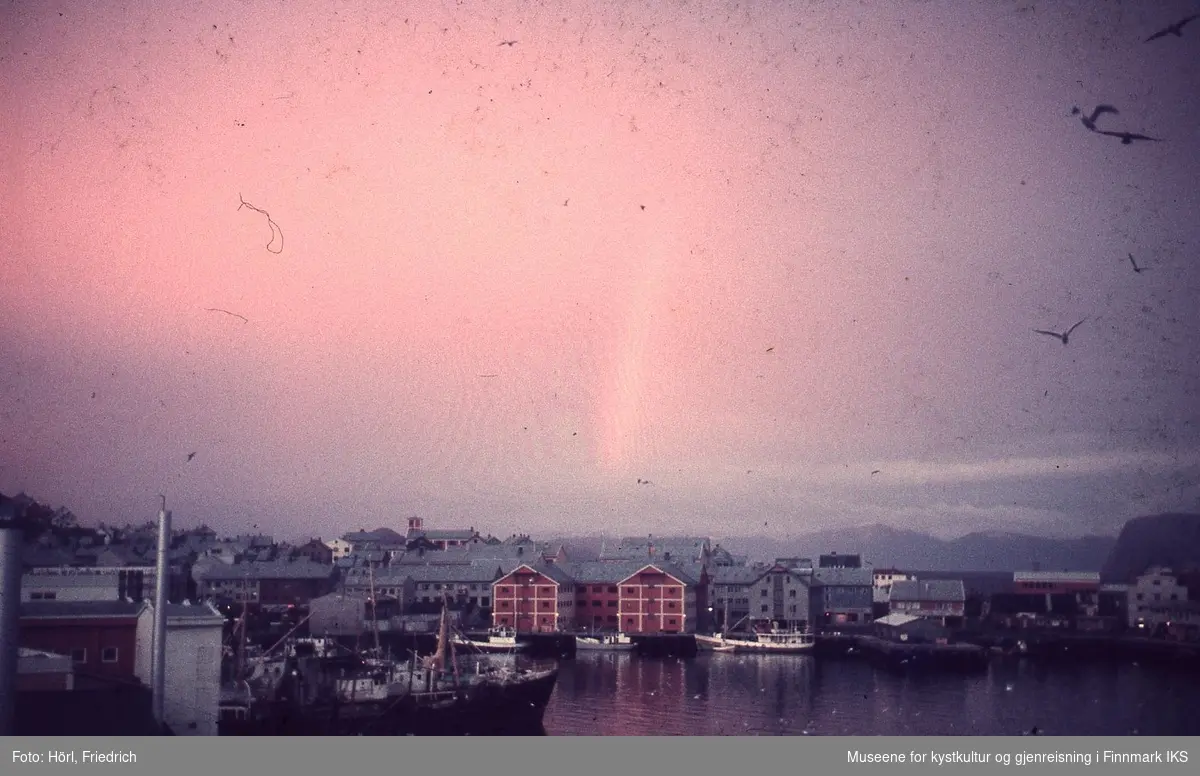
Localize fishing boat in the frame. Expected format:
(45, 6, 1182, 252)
(452, 626, 528, 653)
(575, 632, 636, 651)
(219, 601, 557, 735)
(696, 627, 815, 654)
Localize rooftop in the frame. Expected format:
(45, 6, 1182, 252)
(890, 579, 966, 603)
(20, 600, 148, 619)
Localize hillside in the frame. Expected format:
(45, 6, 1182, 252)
(1099, 513, 1200, 583)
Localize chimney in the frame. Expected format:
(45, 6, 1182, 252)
(0, 521, 22, 735)
(151, 497, 171, 731)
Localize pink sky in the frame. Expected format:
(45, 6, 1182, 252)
(3, 0, 1199, 541)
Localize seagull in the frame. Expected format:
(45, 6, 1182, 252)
(498, 40, 518, 47)
(1128, 253, 1146, 274)
(637, 478, 653, 485)
(186, 452, 197, 462)
(1070, 104, 1118, 132)
(1096, 130, 1162, 145)
(871, 470, 881, 475)
(1145, 15, 1198, 42)
(1034, 319, 1087, 345)
(764, 347, 774, 353)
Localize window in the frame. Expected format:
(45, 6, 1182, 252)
(625, 587, 636, 595)
(761, 589, 768, 597)
(761, 605, 768, 613)
(608, 586, 617, 593)
(71, 648, 87, 663)
(607, 601, 616, 608)
(481, 597, 490, 607)
(667, 601, 676, 609)
(667, 618, 677, 626)
(101, 647, 119, 663)
(789, 589, 796, 598)
(30, 591, 57, 600)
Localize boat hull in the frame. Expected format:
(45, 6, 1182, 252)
(576, 641, 636, 652)
(218, 669, 558, 736)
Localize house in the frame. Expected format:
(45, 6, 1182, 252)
(888, 579, 966, 625)
(21, 565, 157, 603)
(746, 561, 813, 631)
(491, 563, 576, 633)
(819, 552, 863, 569)
(194, 560, 336, 606)
(402, 561, 501, 615)
(1128, 566, 1189, 629)
(326, 538, 353, 559)
(339, 566, 415, 610)
(616, 563, 698, 634)
(290, 538, 334, 565)
(873, 568, 913, 603)
(134, 602, 224, 736)
(873, 612, 949, 644)
(707, 565, 761, 632)
(986, 592, 1079, 629)
(810, 565, 874, 628)
(18, 600, 147, 687)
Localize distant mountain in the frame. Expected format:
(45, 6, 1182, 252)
(555, 525, 1116, 573)
(717, 524, 1116, 572)
(1100, 513, 1200, 583)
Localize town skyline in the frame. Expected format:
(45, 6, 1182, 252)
(4, 1, 1199, 543)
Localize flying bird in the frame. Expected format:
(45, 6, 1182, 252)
(1034, 319, 1087, 345)
(871, 470, 881, 475)
(186, 452, 197, 462)
(1070, 104, 1118, 132)
(637, 478, 653, 485)
(765, 347, 774, 353)
(1096, 130, 1161, 145)
(1145, 15, 1198, 42)
(1128, 253, 1146, 274)
(498, 40, 518, 46)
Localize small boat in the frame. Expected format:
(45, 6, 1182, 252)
(576, 633, 635, 651)
(452, 627, 528, 653)
(696, 627, 815, 654)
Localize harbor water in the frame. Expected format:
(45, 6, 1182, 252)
(541, 651, 1200, 736)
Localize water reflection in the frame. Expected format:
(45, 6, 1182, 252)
(542, 653, 1200, 736)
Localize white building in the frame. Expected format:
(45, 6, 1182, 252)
(1128, 567, 1190, 629)
(326, 538, 353, 559)
(21, 566, 157, 602)
(135, 602, 225, 736)
(873, 569, 913, 603)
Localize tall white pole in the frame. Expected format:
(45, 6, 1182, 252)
(151, 496, 171, 729)
(0, 523, 22, 736)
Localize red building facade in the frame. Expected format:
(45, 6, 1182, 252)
(1013, 572, 1101, 595)
(617, 565, 694, 634)
(491, 564, 574, 633)
(573, 580, 622, 631)
(19, 601, 144, 687)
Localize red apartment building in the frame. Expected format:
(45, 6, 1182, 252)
(617, 564, 697, 634)
(491, 564, 576, 633)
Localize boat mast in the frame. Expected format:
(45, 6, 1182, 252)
(368, 563, 381, 655)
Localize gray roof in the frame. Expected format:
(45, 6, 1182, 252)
(710, 566, 763, 585)
(497, 562, 576, 586)
(812, 566, 874, 586)
(402, 563, 502, 584)
(196, 560, 334, 581)
(559, 560, 650, 584)
(157, 602, 224, 621)
(890, 579, 966, 603)
(20, 600, 147, 619)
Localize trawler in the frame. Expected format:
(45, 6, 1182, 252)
(218, 601, 558, 735)
(695, 627, 815, 654)
(575, 632, 636, 651)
